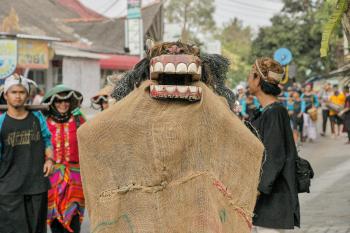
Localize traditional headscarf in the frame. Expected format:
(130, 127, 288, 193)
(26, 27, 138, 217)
(255, 59, 284, 85)
(4, 74, 37, 93)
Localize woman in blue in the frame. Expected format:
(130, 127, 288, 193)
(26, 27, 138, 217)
(301, 84, 319, 112)
(301, 84, 319, 142)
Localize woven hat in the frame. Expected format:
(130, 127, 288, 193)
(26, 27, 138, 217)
(42, 84, 83, 106)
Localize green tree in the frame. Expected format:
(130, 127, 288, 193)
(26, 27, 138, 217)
(250, 0, 342, 81)
(165, 0, 216, 42)
(217, 18, 253, 87)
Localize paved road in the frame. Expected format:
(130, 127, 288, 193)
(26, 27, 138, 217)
(294, 133, 350, 233)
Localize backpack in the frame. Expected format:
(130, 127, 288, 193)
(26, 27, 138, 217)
(295, 156, 314, 193)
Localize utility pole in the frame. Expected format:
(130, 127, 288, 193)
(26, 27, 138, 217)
(125, 0, 144, 58)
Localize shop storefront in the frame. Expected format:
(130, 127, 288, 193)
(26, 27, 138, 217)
(0, 38, 17, 83)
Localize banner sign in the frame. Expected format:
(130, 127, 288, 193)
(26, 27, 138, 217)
(0, 39, 17, 79)
(18, 39, 49, 69)
(126, 19, 143, 55)
(127, 0, 141, 19)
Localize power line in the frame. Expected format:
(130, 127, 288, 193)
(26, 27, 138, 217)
(107, 5, 126, 17)
(226, 0, 282, 12)
(216, 5, 277, 20)
(98, 0, 117, 12)
(218, 0, 278, 14)
(215, 9, 274, 28)
(217, 14, 272, 25)
(264, 0, 283, 3)
(217, 2, 277, 16)
(73, 0, 124, 48)
(221, 0, 275, 11)
(101, 0, 121, 14)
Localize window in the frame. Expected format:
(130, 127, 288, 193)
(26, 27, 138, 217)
(28, 70, 46, 91)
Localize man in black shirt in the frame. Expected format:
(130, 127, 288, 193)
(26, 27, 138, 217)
(0, 74, 54, 233)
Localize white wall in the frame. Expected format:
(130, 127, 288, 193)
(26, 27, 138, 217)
(62, 57, 100, 107)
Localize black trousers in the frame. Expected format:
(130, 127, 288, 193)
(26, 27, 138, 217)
(0, 192, 48, 233)
(50, 214, 81, 233)
(322, 109, 330, 133)
(345, 115, 350, 141)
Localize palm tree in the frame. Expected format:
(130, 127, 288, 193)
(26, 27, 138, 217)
(320, 0, 348, 57)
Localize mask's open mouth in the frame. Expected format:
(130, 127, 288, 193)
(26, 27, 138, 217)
(149, 54, 202, 102)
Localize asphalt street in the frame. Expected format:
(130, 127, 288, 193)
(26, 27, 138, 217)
(294, 133, 350, 233)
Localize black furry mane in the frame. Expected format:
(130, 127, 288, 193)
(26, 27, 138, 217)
(111, 53, 235, 108)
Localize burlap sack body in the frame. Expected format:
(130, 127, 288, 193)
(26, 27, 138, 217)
(78, 80, 264, 233)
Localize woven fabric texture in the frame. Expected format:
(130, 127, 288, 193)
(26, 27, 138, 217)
(78, 80, 264, 233)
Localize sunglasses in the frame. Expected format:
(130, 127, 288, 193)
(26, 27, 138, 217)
(54, 99, 70, 104)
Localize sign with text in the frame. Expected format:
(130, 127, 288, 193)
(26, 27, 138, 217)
(127, 0, 141, 19)
(126, 18, 143, 55)
(18, 39, 49, 69)
(0, 39, 17, 79)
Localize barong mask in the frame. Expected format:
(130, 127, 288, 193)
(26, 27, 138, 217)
(149, 42, 202, 101)
(112, 40, 235, 108)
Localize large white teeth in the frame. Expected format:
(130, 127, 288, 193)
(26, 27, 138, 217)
(166, 86, 176, 93)
(149, 85, 202, 101)
(189, 86, 198, 92)
(150, 66, 156, 79)
(164, 63, 176, 73)
(154, 62, 164, 73)
(176, 63, 187, 74)
(197, 66, 202, 75)
(156, 85, 163, 91)
(188, 63, 197, 73)
(192, 66, 201, 81)
(177, 86, 188, 93)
